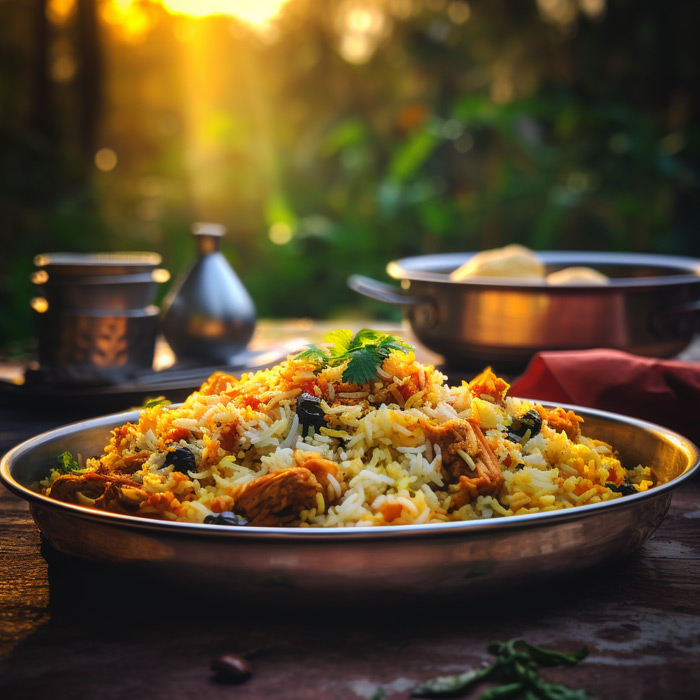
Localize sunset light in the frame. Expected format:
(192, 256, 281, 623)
(159, 0, 290, 24)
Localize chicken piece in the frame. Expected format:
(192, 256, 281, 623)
(468, 367, 510, 405)
(199, 371, 238, 396)
(536, 406, 583, 442)
(231, 467, 324, 526)
(293, 451, 347, 502)
(94, 481, 147, 514)
(49, 472, 146, 514)
(421, 418, 504, 506)
(231, 454, 346, 526)
(97, 450, 150, 476)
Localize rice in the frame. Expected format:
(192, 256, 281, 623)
(39, 344, 656, 527)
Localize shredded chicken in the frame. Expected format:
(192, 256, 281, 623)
(99, 450, 150, 475)
(421, 418, 504, 506)
(49, 472, 146, 514)
(293, 451, 347, 500)
(536, 406, 583, 442)
(467, 367, 510, 405)
(231, 452, 347, 526)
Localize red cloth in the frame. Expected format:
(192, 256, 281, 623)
(510, 349, 700, 445)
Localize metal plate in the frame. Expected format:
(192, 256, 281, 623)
(387, 251, 700, 287)
(2, 404, 698, 599)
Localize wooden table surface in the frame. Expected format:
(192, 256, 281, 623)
(1, 323, 699, 700)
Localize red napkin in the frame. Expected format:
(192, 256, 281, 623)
(510, 349, 700, 445)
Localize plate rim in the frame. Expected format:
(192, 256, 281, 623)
(387, 251, 700, 289)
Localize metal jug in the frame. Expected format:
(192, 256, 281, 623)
(162, 223, 256, 364)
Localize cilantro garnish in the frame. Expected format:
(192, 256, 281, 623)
(411, 638, 592, 699)
(56, 451, 80, 473)
(143, 396, 171, 409)
(294, 328, 413, 385)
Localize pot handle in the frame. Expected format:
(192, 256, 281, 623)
(665, 300, 700, 316)
(648, 299, 700, 338)
(347, 274, 424, 306)
(348, 274, 439, 328)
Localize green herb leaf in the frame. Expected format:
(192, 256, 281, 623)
(515, 642, 589, 668)
(143, 396, 171, 409)
(341, 346, 384, 384)
(478, 682, 524, 699)
(370, 688, 386, 700)
(413, 639, 594, 700)
(529, 680, 595, 700)
(56, 451, 80, 473)
(412, 667, 491, 697)
(292, 329, 414, 385)
(325, 329, 354, 356)
(376, 334, 413, 354)
(295, 345, 330, 366)
(348, 328, 384, 350)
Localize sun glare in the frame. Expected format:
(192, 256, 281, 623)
(159, 0, 290, 24)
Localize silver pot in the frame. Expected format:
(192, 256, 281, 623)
(349, 251, 700, 369)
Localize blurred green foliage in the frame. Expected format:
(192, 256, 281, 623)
(0, 0, 698, 351)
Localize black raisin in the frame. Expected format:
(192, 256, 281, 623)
(164, 446, 196, 474)
(203, 512, 248, 526)
(505, 409, 542, 443)
(606, 482, 638, 496)
(297, 392, 326, 437)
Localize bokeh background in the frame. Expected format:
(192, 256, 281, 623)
(1, 0, 699, 353)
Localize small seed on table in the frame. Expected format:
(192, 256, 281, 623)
(211, 653, 253, 683)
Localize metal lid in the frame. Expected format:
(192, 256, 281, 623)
(33, 252, 163, 276)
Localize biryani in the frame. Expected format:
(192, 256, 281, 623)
(38, 329, 655, 527)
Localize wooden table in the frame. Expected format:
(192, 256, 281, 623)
(1, 324, 699, 700)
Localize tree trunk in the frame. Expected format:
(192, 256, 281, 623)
(31, 0, 52, 138)
(76, 0, 101, 159)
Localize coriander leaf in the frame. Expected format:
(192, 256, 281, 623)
(370, 688, 386, 700)
(488, 639, 522, 659)
(517, 642, 589, 667)
(411, 667, 492, 697)
(478, 682, 524, 699)
(294, 345, 329, 366)
(325, 329, 354, 356)
(377, 335, 413, 353)
(293, 329, 415, 384)
(349, 328, 384, 350)
(143, 397, 171, 409)
(412, 638, 594, 700)
(341, 346, 383, 384)
(530, 680, 595, 700)
(56, 451, 80, 473)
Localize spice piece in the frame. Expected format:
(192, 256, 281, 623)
(211, 653, 252, 683)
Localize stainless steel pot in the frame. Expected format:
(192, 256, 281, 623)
(349, 252, 700, 370)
